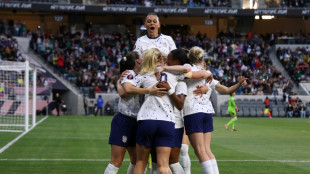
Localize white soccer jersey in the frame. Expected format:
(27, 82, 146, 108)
(174, 81, 187, 129)
(183, 64, 216, 116)
(203, 79, 219, 114)
(133, 34, 177, 55)
(118, 70, 140, 118)
(136, 71, 184, 123)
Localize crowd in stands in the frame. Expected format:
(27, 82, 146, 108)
(0, 20, 28, 38)
(0, 33, 21, 62)
(30, 29, 136, 97)
(276, 47, 310, 83)
(0, 32, 54, 89)
(29, 28, 296, 97)
(284, 94, 310, 118)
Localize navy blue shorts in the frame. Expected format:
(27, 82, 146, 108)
(136, 120, 175, 148)
(184, 113, 213, 134)
(109, 113, 138, 147)
(173, 128, 184, 148)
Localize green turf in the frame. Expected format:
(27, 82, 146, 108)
(0, 116, 309, 174)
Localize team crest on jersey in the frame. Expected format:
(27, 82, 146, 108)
(127, 74, 134, 79)
(122, 135, 128, 143)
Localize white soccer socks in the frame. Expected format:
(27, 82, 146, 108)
(200, 160, 214, 174)
(170, 162, 185, 174)
(180, 144, 191, 174)
(151, 162, 159, 174)
(210, 159, 219, 174)
(127, 163, 135, 174)
(104, 163, 119, 174)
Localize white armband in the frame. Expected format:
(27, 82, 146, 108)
(167, 88, 175, 95)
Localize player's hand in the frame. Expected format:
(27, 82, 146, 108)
(206, 71, 213, 84)
(193, 85, 209, 98)
(239, 78, 248, 87)
(157, 81, 171, 91)
(119, 70, 130, 81)
(155, 66, 165, 80)
(150, 82, 167, 97)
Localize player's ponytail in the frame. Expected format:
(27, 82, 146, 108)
(188, 46, 205, 65)
(119, 51, 139, 73)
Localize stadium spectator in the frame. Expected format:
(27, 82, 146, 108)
(95, 95, 103, 116)
(272, 92, 279, 105)
(61, 100, 67, 114)
(28, 24, 293, 97)
(293, 103, 300, 117)
(54, 93, 61, 116)
(299, 103, 306, 118)
(283, 91, 290, 103)
(287, 104, 294, 118)
(83, 94, 88, 116)
(104, 101, 113, 115)
(277, 47, 310, 83)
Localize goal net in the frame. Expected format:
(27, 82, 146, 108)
(0, 61, 37, 132)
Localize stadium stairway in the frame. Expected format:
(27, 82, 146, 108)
(14, 37, 84, 115)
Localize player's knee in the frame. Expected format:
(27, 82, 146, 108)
(158, 166, 171, 174)
(206, 151, 215, 159)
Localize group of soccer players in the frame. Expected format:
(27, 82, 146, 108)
(104, 13, 247, 174)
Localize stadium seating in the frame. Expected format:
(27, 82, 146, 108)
(276, 47, 310, 84)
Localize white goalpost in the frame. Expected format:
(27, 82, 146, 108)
(0, 61, 37, 132)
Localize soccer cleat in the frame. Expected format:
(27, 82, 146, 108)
(232, 129, 237, 132)
(225, 124, 229, 130)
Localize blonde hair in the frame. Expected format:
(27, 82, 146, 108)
(140, 48, 162, 75)
(188, 46, 205, 65)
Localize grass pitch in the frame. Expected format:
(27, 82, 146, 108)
(0, 116, 309, 174)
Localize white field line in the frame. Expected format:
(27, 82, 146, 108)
(0, 158, 309, 163)
(0, 116, 48, 154)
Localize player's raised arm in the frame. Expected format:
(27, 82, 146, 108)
(215, 77, 247, 94)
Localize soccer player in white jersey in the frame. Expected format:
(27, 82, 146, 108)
(104, 51, 166, 174)
(192, 67, 247, 174)
(150, 49, 189, 174)
(156, 47, 248, 174)
(133, 48, 206, 174)
(166, 49, 189, 174)
(155, 47, 215, 174)
(133, 13, 177, 55)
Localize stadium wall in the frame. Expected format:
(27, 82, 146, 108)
(92, 93, 310, 117)
(252, 18, 310, 34)
(214, 93, 310, 116)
